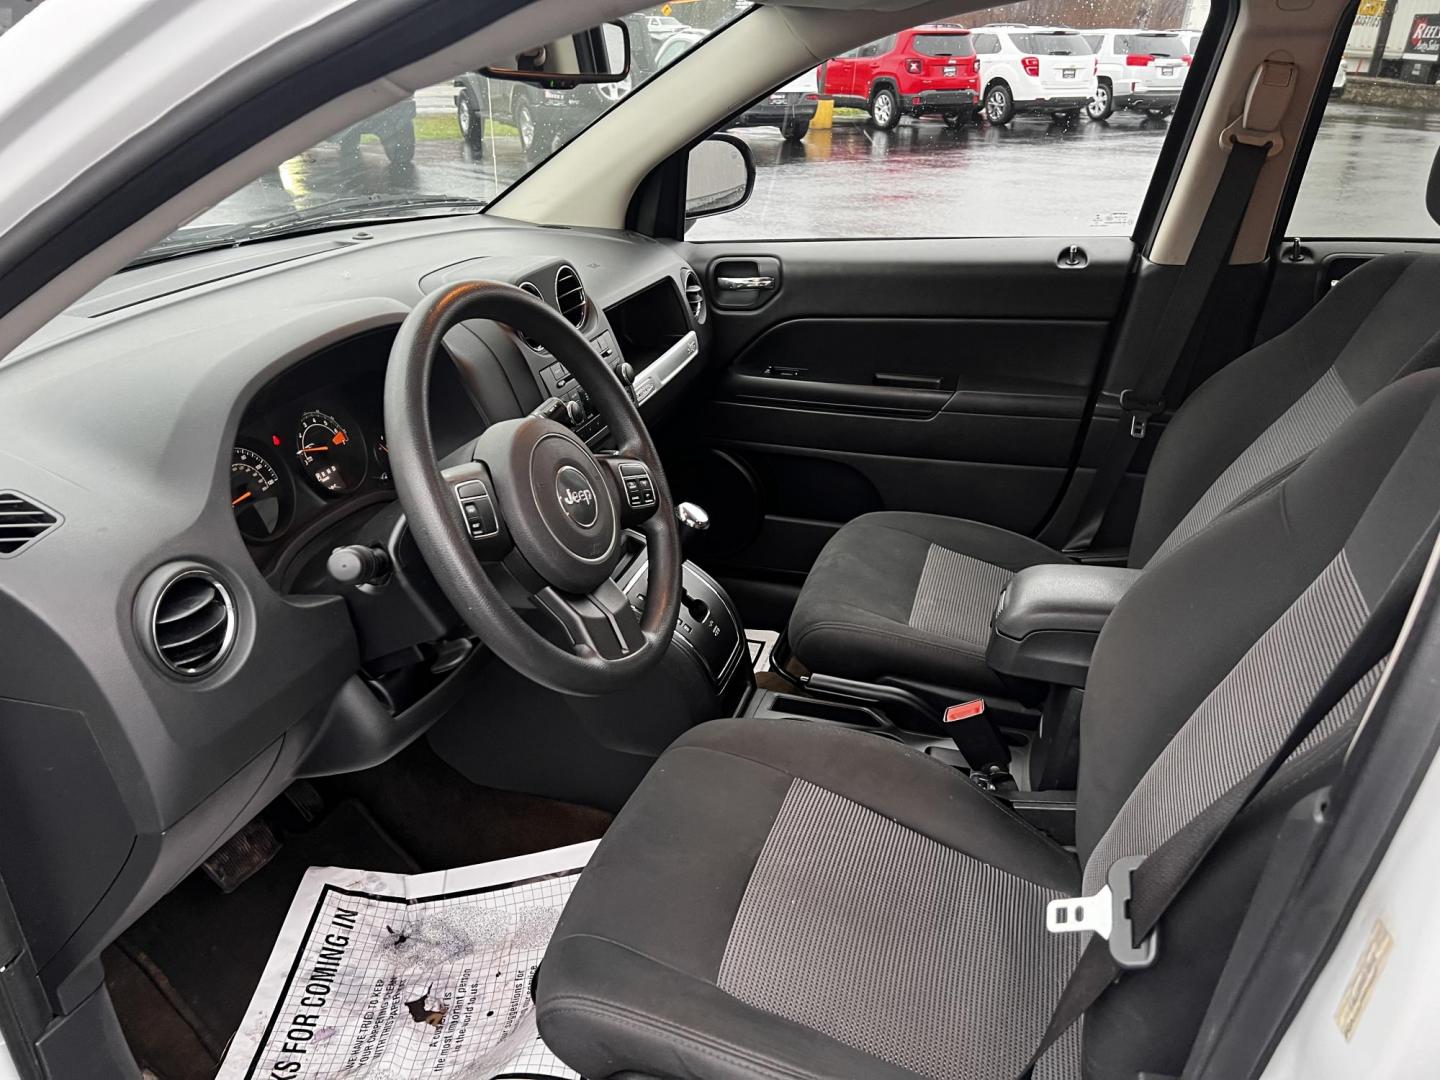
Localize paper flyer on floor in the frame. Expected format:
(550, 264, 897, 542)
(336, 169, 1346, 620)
(217, 840, 598, 1080)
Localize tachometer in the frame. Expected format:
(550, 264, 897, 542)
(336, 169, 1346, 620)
(231, 445, 290, 540)
(296, 410, 367, 494)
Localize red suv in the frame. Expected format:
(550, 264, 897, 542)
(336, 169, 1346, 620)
(820, 25, 980, 130)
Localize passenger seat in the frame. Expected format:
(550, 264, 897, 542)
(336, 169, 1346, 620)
(788, 252, 1440, 695)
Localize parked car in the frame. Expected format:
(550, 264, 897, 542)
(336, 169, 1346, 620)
(971, 24, 1097, 124)
(1081, 29, 1190, 120)
(655, 29, 820, 140)
(329, 96, 417, 165)
(454, 72, 630, 161)
(1333, 57, 1348, 97)
(641, 14, 686, 42)
(820, 25, 980, 130)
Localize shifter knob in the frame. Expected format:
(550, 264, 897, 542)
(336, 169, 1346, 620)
(677, 502, 709, 534)
(677, 503, 709, 559)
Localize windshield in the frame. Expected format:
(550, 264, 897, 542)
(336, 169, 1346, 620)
(1115, 33, 1188, 57)
(142, 2, 753, 263)
(1010, 32, 1092, 55)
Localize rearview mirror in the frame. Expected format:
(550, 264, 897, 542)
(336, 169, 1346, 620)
(685, 134, 755, 222)
(481, 21, 630, 88)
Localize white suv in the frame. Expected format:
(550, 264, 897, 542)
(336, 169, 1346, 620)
(1081, 29, 1190, 121)
(971, 25, 1097, 124)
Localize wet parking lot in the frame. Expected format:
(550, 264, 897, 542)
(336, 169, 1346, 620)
(198, 99, 1440, 243)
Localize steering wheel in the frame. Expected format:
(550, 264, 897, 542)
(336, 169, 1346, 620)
(383, 280, 682, 696)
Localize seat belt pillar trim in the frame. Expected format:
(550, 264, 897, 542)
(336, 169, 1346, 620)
(1045, 855, 1158, 969)
(1219, 58, 1296, 158)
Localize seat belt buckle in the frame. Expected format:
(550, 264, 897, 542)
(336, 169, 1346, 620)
(1044, 855, 1158, 969)
(1117, 389, 1164, 440)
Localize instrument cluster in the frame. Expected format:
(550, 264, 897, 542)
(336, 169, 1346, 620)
(228, 331, 401, 547)
(230, 401, 392, 543)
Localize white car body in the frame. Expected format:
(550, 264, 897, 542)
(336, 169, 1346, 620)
(1081, 28, 1190, 120)
(971, 24, 1097, 123)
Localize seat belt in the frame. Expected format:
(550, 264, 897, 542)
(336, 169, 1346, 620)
(1062, 60, 1295, 555)
(1016, 508, 1440, 1079)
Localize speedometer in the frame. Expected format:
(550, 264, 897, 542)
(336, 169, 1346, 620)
(231, 444, 290, 541)
(296, 410, 367, 494)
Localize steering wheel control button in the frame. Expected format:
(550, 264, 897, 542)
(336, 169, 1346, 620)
(556, 466, 599, 529)
(453, 480, 499, 539)
(620, 462, 656, 509)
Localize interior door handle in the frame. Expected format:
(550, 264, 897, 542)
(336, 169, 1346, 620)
(717, 275, 776, 291)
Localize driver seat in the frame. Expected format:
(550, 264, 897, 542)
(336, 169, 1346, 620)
(535, 371, 1440, 1079)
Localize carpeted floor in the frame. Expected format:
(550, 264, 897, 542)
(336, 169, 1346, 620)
(105, 741, 610, 1079)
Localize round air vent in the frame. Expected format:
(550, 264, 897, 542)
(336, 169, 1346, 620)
(150, 568, 236, 677)
(515, 281, 548, 352)
(554, 265, 588, 329)
(682, 268, 705, 323)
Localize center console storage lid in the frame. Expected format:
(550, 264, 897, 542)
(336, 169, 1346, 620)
(986, 563, 1142, 687)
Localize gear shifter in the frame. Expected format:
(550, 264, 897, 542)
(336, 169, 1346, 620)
(677, 502, 709, 559)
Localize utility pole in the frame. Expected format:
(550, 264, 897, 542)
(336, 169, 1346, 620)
(1370, 0, 1398, 76)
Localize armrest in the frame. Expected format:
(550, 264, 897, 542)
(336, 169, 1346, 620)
(986, 564, 1142, 687)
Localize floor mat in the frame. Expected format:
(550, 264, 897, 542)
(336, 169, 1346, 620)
(215, 843, 596, 1079)
(110, 800, 419, 1073)
(315, 739, 611, 871)
(106, 747, 611, 1079)
(745, 628, 779, 676)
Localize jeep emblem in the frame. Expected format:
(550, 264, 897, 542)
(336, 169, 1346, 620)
(555, 466, 599, 528)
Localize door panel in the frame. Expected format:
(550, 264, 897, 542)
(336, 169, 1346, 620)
(670, 236, 1134, 581)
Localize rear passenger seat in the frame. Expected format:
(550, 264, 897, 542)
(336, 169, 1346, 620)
(787, 251, 1440, 695)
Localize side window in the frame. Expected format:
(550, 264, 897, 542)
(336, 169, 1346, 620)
(1288, 7, 1440, 240)
(686, 3, 1196, 242)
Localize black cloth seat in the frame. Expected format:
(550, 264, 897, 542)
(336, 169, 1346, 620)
(538, 371, 1440, 1079)
(789, 253, 1440, 692)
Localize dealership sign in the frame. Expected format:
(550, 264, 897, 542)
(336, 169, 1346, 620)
(1405, 14, 1440, 59)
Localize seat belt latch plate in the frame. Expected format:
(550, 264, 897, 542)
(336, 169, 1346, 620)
(1045, 855, 1158, 969)
(1118, 389, 1164, 440)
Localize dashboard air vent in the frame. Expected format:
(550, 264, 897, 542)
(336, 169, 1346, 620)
(555, 266, 588, 329)
(0, 491, 60, 557)
(682, 269, 705, 322)
(151, 569, 236, 677)
(514, 281, 548, 352)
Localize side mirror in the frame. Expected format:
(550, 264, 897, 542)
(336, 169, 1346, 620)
(685, 134, 755, 221)
(481, 21, 630, 88)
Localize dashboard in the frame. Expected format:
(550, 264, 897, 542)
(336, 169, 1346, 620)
(0, 213, 708, 1010)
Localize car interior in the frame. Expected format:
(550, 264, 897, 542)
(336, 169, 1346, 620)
(4, 0, 1440, 1076)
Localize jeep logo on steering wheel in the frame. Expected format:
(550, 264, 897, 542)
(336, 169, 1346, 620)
(555, 465, 599, 528)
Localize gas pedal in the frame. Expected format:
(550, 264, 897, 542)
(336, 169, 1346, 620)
(283, 780, 325, 824)
(201, 816, 280, 894)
